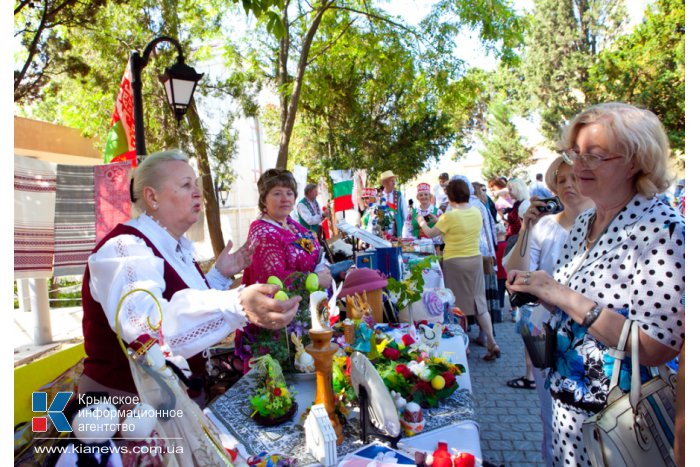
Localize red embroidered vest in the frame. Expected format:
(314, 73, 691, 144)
(82, 224, 208, 394)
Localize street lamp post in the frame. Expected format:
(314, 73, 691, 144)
(130, 36, 203, 161)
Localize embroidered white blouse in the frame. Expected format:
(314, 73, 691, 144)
(87, 214, 247, 359)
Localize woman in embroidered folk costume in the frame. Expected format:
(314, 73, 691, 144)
(403, 182, 443, 244)
(506, 103, 684, 466)
(80, 150, 301, 400)
(242, 168, 332, 289)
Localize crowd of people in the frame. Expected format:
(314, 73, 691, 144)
(77, 102, 684, 466)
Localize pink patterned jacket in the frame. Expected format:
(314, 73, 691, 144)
(242, 217, 321, 286)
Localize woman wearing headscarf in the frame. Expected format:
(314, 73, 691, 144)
(403, 182, 443, 245)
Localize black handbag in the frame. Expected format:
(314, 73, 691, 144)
(519, 321, 557, 370)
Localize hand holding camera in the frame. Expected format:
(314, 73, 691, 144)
(535, 196, 564, 215)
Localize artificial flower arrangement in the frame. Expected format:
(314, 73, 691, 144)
(248, 355, 298, 426)
(294, 231, 316, 254)
(331, 320, 465, 409)
(234, 271, 321, 374)
(385, 255, 439, 312)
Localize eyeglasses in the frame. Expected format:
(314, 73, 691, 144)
(562, 149, 623, 169)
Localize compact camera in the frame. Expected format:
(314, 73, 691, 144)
(535, 196, 564, 215)
(509, 291, 539, 308)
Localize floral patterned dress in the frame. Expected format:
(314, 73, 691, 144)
(546, 194, 684, 466)
(242, 217, 321, 286)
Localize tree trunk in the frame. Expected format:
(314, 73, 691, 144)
(275, 0, 333, 169)
(187, 103, 225, 257)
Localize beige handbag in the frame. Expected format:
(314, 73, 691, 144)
(583, 319, 678, 467)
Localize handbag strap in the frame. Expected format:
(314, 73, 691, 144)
(609, 319, 633, 390)
(629, 320, 642, 409)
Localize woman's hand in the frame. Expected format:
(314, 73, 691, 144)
(239, 283, 302, 330)
(215, 239, 257, 277)
(521, 196, 548, 228)
(316, 268, 333, 289)
(505, 269, 565, 311)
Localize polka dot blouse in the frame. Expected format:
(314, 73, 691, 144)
(547, 194, 684, 410)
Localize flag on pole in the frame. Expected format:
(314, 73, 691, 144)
(103, 63, 137, 167)
(330, 170, 354, 212)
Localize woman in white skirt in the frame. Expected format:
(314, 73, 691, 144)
(504, 156, 594, 465)
(417, 177, 501, 361)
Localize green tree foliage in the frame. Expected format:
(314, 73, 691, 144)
(521, 0, 626, 142)
(14, 0, 263, 256)
(478, 98, 532, 180)
(14, 0, 120, 103)
(586, 0, 684, 152)
(209, 113, 240, 206)
(283, 7, 453, 183)
(232, 0, 524, 169)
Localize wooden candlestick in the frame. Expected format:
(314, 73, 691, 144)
(306, 329, 344, 444)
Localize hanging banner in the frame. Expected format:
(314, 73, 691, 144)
(103, 62, 137, 167)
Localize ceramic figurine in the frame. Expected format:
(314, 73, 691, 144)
(291, 333, 315, 373)
(400, 401, 425, 436)
(353, 321, 373, 353)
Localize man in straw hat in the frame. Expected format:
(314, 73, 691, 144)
(379, 170, 409, 238)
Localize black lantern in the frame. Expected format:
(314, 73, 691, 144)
(159, 56, 203, 122)
(131, 36, 204, 159)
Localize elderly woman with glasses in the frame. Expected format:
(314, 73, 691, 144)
(242, 168, 332, 289)
(80, 151, 301, 401)
(506, 103, 684, 466)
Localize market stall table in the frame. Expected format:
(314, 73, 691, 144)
(206, 324, 481, 465)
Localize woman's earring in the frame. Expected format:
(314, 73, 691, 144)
(153, 204, 157, 209)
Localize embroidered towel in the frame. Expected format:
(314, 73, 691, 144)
(53, 164, 96, 276)
(94, 161, 132, 243)
(14, 155, 57, 278)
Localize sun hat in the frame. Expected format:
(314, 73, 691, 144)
(416, 183, 431, 194)
(380, 170, 397, 182)
(338, 268, 388, 298)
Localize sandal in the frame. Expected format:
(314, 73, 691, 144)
(506, 376, 536, 390)
(483, 344, 501, 361)
(474, 335, 487, 347)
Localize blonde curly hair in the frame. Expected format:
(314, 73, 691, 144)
(559, 103, 673, 198)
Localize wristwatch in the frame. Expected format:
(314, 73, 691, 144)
(582, 303, 603, 329)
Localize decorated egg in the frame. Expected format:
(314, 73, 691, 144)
(403, 402, 423, 423)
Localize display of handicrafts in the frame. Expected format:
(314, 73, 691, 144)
(332, 323, 465, 410)
(248, 355, 297, 426)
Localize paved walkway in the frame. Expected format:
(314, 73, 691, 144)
(467, 316, 547, 467)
